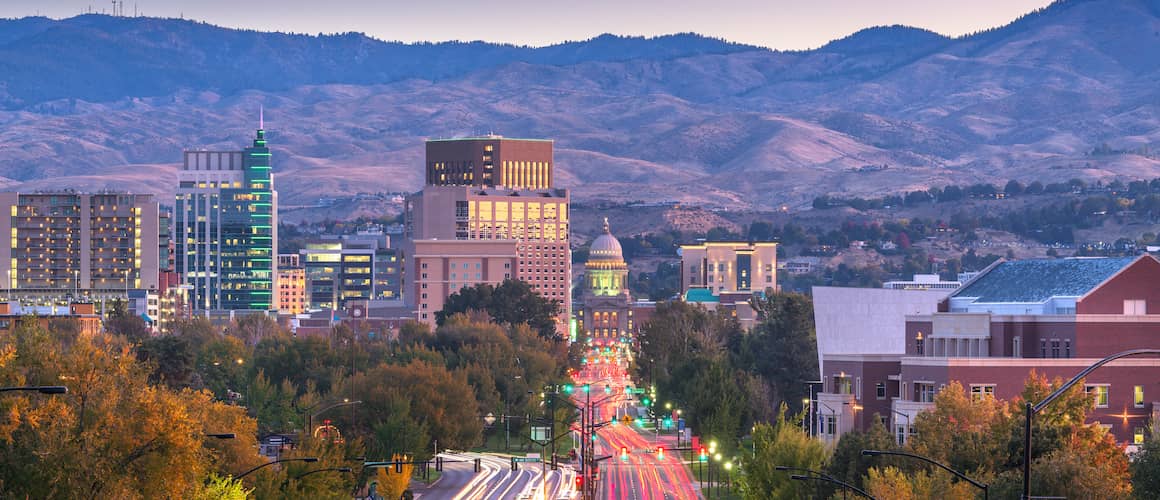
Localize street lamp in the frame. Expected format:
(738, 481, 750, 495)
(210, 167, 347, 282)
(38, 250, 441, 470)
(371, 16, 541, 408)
(236, 457, 319, 479)
(1022, 348, 1160, 499)
(0, 386, 68, 394)
(862, 449, 987, 500)
(789, 474, 876, 500)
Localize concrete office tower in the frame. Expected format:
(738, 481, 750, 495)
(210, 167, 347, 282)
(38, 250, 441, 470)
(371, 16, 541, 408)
(0, 192, 160, 304)
(406, 136, 571, 334)
(679, 241, 779, 295)
(176, 124, 278, 312)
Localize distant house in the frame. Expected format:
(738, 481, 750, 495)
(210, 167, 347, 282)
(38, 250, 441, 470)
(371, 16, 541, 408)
(780, 257, 821, 275)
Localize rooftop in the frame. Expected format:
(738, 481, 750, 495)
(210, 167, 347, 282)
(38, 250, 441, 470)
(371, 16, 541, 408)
(683, 288, 720, 303)
(426, 136, 553, 143)
(952, 257, 1138, 303)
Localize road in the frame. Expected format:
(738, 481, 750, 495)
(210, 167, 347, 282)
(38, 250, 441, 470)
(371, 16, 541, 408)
(575, 359, 700, 499)
(417, 451, 577, 500)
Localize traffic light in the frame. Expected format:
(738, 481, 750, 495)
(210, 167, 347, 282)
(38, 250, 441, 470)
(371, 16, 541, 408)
(583, 384, 591, 393)
(642, 397, 650, 406)
(610, 417, 618, 426)
(604, 384, 611, 394)
(635, 417, 644, 427)
(698, 447, 708, 462)
(663, 417, 673, 429)
(563, 384, 574, 394)
(620, 447, 629, 461)
(656, 447, 665, 460)
(575, 476, 583, 489)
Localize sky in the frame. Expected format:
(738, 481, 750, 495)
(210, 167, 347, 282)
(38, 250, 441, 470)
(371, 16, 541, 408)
(1, 0, 1055, 50)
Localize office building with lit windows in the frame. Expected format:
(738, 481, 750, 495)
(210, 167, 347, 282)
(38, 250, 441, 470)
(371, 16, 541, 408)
(175, 125, 277, 312)
(405, 136, 571, 333)
(0, 191, 160, 305)
(276, 254, 307, 315)
(408, 239, 519, 327)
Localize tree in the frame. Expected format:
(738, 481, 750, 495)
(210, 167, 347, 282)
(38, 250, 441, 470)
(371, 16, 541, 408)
(375, 453, 414, 500)
(739, 404, 829, 499)
(436, 280, 561, 339)
(736, 293, 818, 413)
(1131, 433, 1160, 498)
(864, 466, 976, 500)
(193, 473, 251, 500)
(1004, 180, 1025, 196)
(826, 419, 898, 491)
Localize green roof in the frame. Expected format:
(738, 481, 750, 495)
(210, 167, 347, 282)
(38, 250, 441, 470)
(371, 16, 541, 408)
(426, 136, 553, 143)
(683, 288, 720, 303)
(952, 257, 1137, 303)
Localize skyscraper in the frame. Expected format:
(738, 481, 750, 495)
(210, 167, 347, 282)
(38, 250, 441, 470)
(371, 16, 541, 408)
(175, 122, 278, 312)
(0, 191, 160, 305)
(405, 136, 571, 334)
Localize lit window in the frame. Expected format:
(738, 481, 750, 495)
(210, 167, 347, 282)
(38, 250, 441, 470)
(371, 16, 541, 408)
(1135, 386, 1145, 408)
(970, 385, 995, 400)
(1136, 427, 1146, 445)
(1085, 385, 1109, 408)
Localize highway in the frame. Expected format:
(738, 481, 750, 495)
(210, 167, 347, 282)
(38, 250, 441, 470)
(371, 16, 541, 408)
(418, 451, 577, 500)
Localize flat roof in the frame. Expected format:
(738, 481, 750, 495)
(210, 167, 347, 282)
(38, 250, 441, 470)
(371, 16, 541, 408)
(426, 136, 553, 143)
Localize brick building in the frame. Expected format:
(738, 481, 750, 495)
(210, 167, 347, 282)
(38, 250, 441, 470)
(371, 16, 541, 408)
(815, 256, 1160, 449)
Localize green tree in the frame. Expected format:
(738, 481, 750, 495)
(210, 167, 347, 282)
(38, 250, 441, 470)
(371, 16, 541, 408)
(435, 279, 561, 339)
(739, 405, 829, 499)
(735, 292, 818, 413)
(1132, 433, 1160, 498)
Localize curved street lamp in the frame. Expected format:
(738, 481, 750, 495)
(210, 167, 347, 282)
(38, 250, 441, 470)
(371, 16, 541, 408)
(236, 457, 319, 479)
(776, 465, 876, 500)
(1022, 348, 1160, 499)
(862, 449, 986, 500)
(0, 385, 68, 394)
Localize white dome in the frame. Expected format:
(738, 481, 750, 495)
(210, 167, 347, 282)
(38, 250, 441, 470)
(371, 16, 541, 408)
(588, 218, 624, 262)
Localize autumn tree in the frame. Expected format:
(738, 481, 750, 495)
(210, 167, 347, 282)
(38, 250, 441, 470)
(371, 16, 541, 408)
(864, 466, 976, 500)
(436, 279, 561, 339)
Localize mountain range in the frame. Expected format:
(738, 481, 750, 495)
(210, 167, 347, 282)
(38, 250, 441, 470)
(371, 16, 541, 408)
(0, 0, 1158, 209)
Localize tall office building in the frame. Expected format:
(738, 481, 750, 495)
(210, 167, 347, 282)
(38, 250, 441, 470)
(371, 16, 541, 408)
(175, 124, 278, 312)
(406, 136, 571, 334)
(298, 229, 401, 311)
(0, 192, 160, 304)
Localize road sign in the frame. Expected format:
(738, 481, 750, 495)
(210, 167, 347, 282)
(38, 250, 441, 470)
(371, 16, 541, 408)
(531, 426, 551, 442)
(513, 457, 542, 463)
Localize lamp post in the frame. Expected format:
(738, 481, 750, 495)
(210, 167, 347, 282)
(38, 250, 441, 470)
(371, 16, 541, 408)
(805, 380, 823, 437)
(789, 474, 876, 500)
(236, 457, 319, 479)
(1021, 348, 1160, 499)
(862, 449, 987, 500)
(0, 386, 68, 394)
(817, 401, 838, 444)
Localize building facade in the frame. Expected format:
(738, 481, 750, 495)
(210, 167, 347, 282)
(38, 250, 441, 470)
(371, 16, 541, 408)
(408, 239, 519, 327)
(0, 192, 160, 305)
(175, 126, 278, 312)
(276, 254, 307, 315)
(680, 241, 778, 295)
(814, 256, 1160, 448)
(406, 136, 571, 333)
(576, 218, 640, 345)
(297, 230, 401, 311)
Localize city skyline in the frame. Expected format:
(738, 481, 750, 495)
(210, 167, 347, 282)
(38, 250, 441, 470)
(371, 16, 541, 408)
(1, 0, 1053, 50)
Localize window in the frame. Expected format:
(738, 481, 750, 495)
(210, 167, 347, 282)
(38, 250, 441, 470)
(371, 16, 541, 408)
(421, 262, 428, 269)
(1085, 385, 1109, 408)
(1051, 340, 1060, 359)
(1124, 299, 1147, 315)
(1041, 340, 1047, 358)
(916, 383, 936, 403)
(896, 424, 907, 445)
(1064, 340, 1071, 358)
(1135, 385, 1145, 408)
(970, 384, 995, 400)
(876, 383, 886, 400)
(834, 376, 853, 395)
(825, 415, 836, 436)
(1136, 427, 1146, 445)
(915, 333, 925, 355)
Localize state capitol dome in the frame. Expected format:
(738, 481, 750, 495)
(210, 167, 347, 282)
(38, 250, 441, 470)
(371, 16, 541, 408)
(588, 218, 624, 263)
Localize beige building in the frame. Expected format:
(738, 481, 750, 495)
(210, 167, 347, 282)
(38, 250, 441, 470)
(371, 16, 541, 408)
(276, 254, 307, 315)
(680, 241, 778, 295)
(408, 239, 519, 327)
(406, 136, 571, 334)
(0, 192, 160, 304)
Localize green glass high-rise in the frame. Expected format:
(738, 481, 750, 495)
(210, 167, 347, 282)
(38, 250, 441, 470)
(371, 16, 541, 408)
(175, 125, 278, 312)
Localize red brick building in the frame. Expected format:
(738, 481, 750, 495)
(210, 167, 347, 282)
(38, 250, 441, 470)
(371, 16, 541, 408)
(816, 255, 1160, 449)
